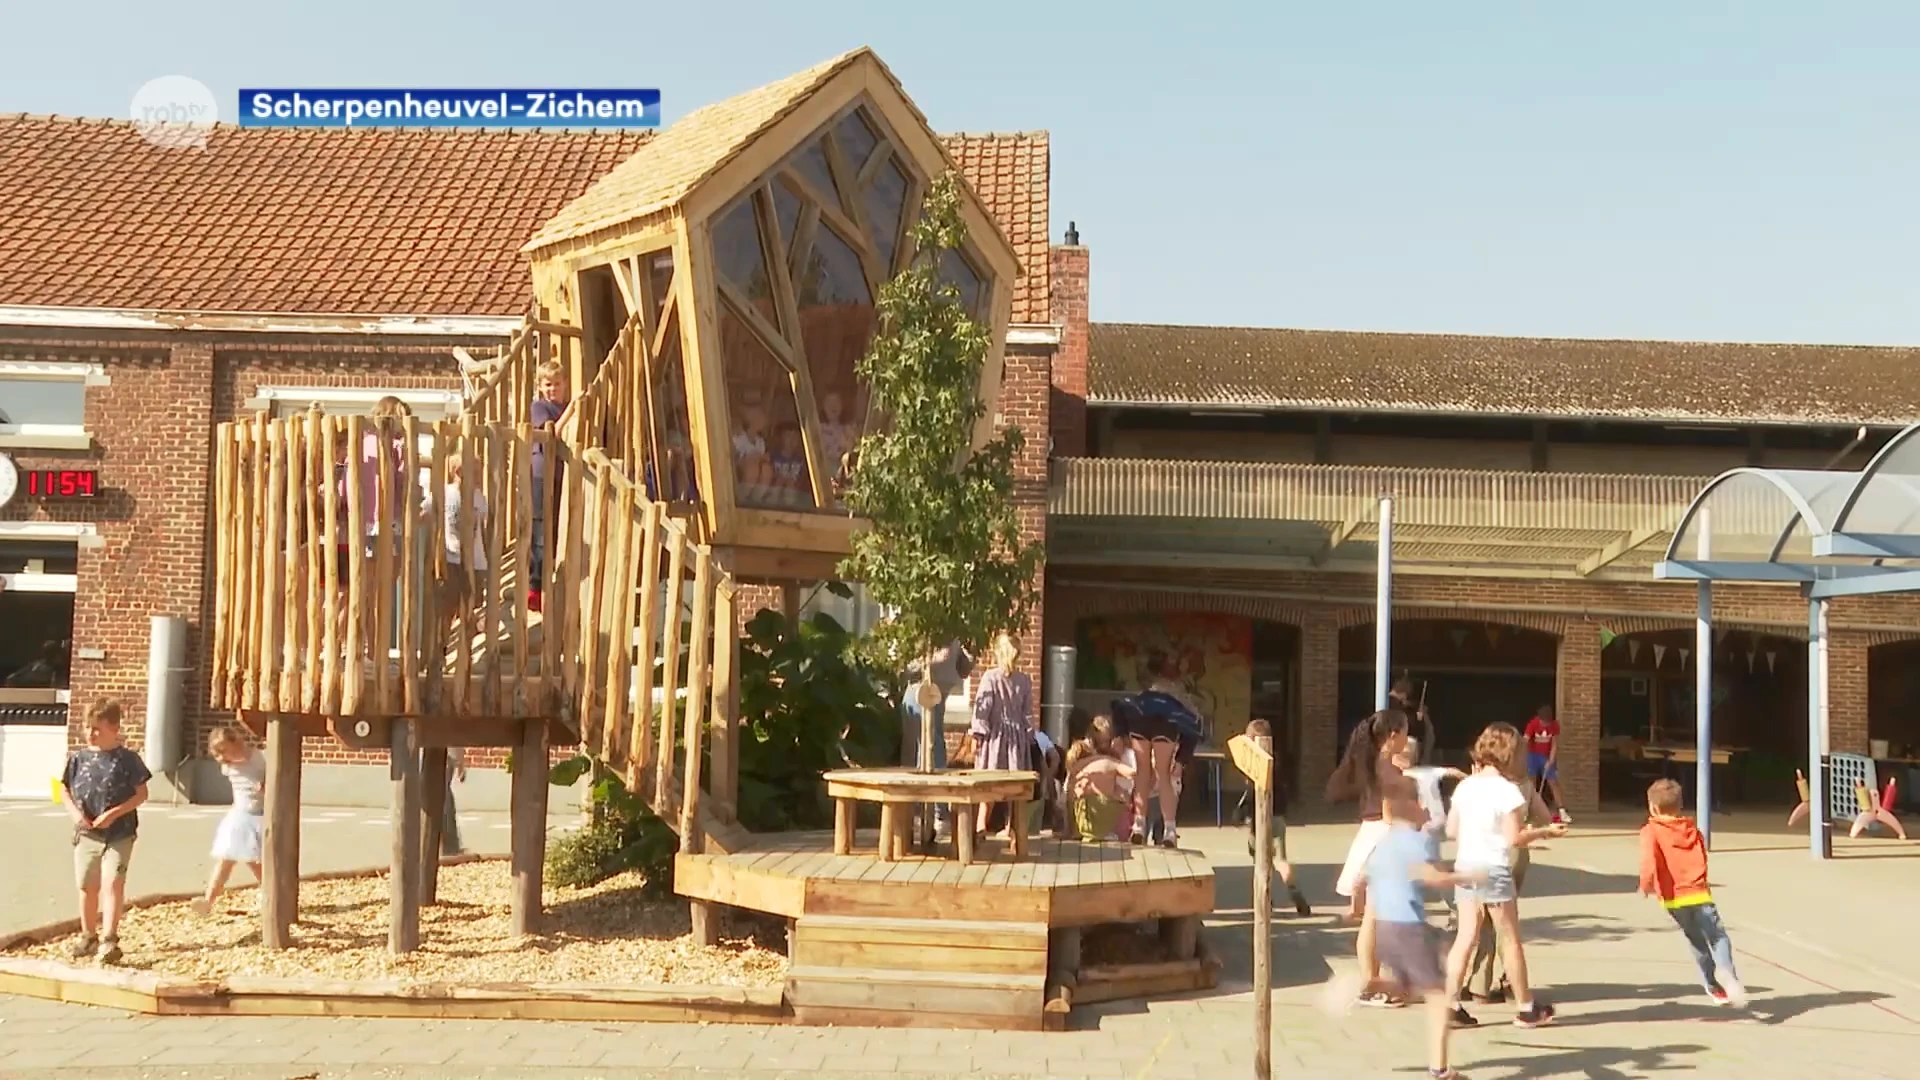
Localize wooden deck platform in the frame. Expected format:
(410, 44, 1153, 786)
(676, 830, 1215, 928)
(677, 829, 1218, 1031)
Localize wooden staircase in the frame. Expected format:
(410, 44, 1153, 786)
(459, 313, 746, 857)
(786, 915, 1049, 1030)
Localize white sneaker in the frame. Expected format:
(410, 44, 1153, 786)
(1717, 977, 1749, 1007)
(1555, 809, 1573, 825)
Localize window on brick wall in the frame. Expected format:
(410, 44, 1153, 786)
(0, 360, 100, 450)
(244, 386, 463, 422)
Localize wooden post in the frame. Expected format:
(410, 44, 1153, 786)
(1159, 914, 1201, 961)
(261, 713, 302, 949)
(1229, 732, 1275, 1080)
(389, 718, 423, 954)
(510, 716, 549, 936)
(955, 808, 976, 866)
(878, 803, 899, 863)
(709, 582, 738, 824)
(1010, 800, 1029, 858)
(780, 582, 800, 627)
(420, 747, 449, 905)
(833, 798, 854, 856)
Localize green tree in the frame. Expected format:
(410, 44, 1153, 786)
(839, 172, 1043, 770)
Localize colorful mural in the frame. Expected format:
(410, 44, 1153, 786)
(1075, 613, 1254, 745)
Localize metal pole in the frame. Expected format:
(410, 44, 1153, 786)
(1695, 581, 1713, 848)
(1694, 511, 1712, 847)
(1375, 495, 1393, 711)
(1808, 597, 1829, 860)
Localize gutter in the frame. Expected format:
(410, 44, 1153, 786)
(1083, 397, 1907, 432)
(0, 305, 522, 337)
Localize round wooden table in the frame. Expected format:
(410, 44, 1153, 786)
(823, 768, 1037, 864)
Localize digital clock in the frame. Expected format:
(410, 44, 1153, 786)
(26, 468, 98, 498)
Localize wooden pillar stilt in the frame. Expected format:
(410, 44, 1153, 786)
(262, 714, 302, 949)
(419, 747, 449, 905)
(509, 717, 549, 936)
(832, 798, 854, 855)
(390, 718, 422, 954)
(690, 900, 718, 946)
(878, 803, 899, 862)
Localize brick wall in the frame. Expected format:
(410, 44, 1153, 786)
(1047, 245, 1089, 458)
(1049, 565, 1914, 811)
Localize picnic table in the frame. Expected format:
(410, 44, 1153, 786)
(823, 768, 1037, 865)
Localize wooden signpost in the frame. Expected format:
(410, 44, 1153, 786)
(1227, 732, 1274, 1080)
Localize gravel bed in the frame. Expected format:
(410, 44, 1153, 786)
(8, 862, 787, 987)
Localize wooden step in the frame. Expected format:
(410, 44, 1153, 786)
(785, 964, 1045, 1023)
(791, 915, 1047, 977)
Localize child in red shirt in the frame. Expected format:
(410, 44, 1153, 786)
(1639, 779, 1747, 1006)
(1522, 705, 1570, 824)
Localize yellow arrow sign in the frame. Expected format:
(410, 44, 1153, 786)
(1228, 733, 1272, 786)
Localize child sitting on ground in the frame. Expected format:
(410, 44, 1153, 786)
(1639, 778, 1748, 1006)
(1234, 719, 1312, 916)
(1066, 716, 1133, 840)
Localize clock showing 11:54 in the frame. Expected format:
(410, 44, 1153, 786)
(0, 454, 98, 509)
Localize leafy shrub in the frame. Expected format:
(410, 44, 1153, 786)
(737, 602, 899, 832)
(544, 754, 678, 893)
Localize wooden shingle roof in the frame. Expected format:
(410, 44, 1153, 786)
(1089, 322, 1920, 426)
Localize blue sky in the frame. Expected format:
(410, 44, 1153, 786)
(9, 2, 1920, 344)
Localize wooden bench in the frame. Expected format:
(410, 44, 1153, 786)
(823, 768, 1037, 865)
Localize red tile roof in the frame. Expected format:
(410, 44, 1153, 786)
(0, 118, 652, 317)
(0, 116, 1052, 322)
(1090, 321, 1920, 426)
(945, 132, 1050, 324)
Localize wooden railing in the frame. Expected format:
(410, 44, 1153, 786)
(210, 411, 556, 719)
(465, 313, 584, 429)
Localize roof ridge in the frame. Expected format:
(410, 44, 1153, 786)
(0, 112, 658, 140)
(944, 130, 1050, 140)
(1091, 321, 1920, 352)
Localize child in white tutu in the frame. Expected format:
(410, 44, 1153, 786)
(191, 726, 265, 915)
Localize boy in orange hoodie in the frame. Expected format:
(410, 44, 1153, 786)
(1639, 779, 1747, 1006)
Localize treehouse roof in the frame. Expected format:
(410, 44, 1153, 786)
(522, 47, 1021, 282)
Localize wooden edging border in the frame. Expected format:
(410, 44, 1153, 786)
(0, 855, 789, 1024)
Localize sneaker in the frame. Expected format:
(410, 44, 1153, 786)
(1451, 1006, 1479, 1028)
(1290, 889, 1312, 917)
(1513, 1001, 1556, 1028)
(190, 897, 213, 917)
(1358, 991, 1406, 1009)
(1427, 1070, 1459, 1080)
(67, 934, 98, 960)
(1129, 828, 1147, 846)
(1473, 986, 1510, 1005)
(1713, 978, 1750, 1007)
(1555, 809, 1573, 825)
(1158, 832, 1179, 849)
(98, 938, 123, 965)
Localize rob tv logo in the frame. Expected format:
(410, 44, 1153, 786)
(130, 76, 219, 150)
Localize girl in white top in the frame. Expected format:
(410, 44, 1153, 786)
(192, 726, 266, 916)
(1443, 722, 1566, 1028)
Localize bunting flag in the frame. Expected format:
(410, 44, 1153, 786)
(1598, 625, 1618, 649)
(1747, 649, 1757, 673)
(1679, 647, 1691, 668)
(1629, 639, 1642, 663)
(1448, 627, 1470, 651)
(1767, 650, 1778, 673)
(1653, 644, 1668, 668)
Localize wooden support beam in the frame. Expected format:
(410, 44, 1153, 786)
(261, 714, 302, 949)
(510, 716, 549, 936)
(708, 582, 738, 824)
(1159, 914, 1201, 961)
(419, 748, 448, 906)
(1313, 507, 1369, 567)
(1578, 522, 1669, 576)
(389, 719, 423, 954)
(689, 900, 719, 948)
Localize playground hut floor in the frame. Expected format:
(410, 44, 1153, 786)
(4, 861, 786, 988)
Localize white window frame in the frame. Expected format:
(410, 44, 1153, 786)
(244, 385, 463, 420)
(0, 360, 104, 451)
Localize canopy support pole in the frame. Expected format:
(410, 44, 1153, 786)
(1375, 495, 1393, 712)
(1808, 597, 1831, 860)
(1695, 513, 1713, 849)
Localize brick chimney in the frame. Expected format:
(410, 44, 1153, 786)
(1049, 222, 1090, 458)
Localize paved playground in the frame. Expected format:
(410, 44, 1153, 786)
(0, 806, 1913, 1080)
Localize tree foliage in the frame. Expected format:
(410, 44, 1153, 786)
(839, 172, 1043, 668)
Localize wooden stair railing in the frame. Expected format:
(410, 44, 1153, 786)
(458, 311, 744, 855)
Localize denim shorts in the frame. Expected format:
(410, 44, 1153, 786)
(1455, 862, 1517, 905)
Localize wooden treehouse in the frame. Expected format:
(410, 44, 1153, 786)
(208, 46, 1214, 1031)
